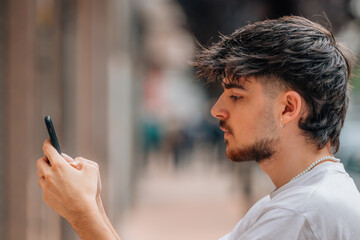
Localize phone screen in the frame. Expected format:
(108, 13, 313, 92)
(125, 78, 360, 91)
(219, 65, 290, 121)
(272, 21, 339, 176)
(44, 116, 62, 154)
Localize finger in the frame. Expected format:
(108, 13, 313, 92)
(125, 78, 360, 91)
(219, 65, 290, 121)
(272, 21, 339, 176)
(62, 153, 74, 162)
(71, 157, 86, 169)
(37, 168, 43, 178)
(42, 139, 65, 168)
(38, 176, 47, 189)
(36, 156, 51, 172)
(62, 153, 81, 169)
(62, 153, 74, 163)
(69, 160, 80, 168)
(80, 158, 99, 169)
(74, 158, 100, 172)
(37, 157, 52, 182)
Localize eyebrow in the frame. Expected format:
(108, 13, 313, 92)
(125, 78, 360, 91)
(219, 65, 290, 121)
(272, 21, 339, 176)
(222, 82, 247, 90)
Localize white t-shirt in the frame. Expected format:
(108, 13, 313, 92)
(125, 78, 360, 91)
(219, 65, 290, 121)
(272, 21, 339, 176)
(220, 162, 360, 240)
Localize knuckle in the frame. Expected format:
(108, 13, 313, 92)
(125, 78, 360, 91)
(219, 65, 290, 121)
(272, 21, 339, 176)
(75, 157, 84, 162)
(50, 161, 61, 170)
(87, 163, 95, 170)
(42, 142, 47, 152)
(36, 157, 43, 168)
(43, 172, 52, 181)
(43, 193, 49, 203)
(87, 163, 100, 173)
(93, 162, 99, 169)
(88, 159, 99, 169)
(38, 177, 46, 189)
(93, 162, 100, 170)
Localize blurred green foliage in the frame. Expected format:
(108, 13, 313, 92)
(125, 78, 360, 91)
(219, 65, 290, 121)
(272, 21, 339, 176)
(351, 64, 360, 95)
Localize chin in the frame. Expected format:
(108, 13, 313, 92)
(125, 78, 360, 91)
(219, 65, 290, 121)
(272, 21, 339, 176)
(226, 150, 255, 162)
(225, 139, 278, 163)
(226, 145, 252, 162)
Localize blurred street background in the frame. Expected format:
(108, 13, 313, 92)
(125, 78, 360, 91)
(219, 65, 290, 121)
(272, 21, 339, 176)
(1, 0, 360, 239)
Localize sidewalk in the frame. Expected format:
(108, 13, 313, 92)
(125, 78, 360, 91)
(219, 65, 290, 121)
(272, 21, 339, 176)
(117, 150, 269, 240)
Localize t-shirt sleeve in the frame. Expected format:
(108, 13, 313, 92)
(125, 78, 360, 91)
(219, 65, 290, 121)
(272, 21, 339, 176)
(219, 233, 230, 240)
(236, 208, 316, 240)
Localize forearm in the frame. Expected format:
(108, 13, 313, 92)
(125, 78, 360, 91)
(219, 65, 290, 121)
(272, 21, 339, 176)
(69, 203, 120, 240)
(97, 196, 122, 240)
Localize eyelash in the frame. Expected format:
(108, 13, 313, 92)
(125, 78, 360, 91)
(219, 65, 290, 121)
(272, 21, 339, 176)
(230, 95, 242, 102)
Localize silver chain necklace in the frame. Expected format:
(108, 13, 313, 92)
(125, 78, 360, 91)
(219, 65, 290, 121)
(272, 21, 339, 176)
(290, 156, 340, 182)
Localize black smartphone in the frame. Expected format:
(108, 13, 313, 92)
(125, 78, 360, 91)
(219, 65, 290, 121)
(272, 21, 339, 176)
(44, 115, 62, 154)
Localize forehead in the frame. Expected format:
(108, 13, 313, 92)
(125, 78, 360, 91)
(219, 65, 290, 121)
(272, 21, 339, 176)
(222, 77, 252, 90)
(222, 76, 283, 99)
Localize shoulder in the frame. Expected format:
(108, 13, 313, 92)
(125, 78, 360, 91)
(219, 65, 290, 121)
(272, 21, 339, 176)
(269, 162, 360, 211)
(268, 175, 360, 219)
(229, 163, 360, 239)
(233, 207, 316, 240)
(264, 164, 360, 239)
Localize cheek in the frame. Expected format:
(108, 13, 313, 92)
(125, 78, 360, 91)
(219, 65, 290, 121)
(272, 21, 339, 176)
(231, 112, 257, 140)
(231, 100, 267, 140)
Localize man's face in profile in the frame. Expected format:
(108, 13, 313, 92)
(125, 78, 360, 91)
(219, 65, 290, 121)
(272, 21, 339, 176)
(211, 77, 280, 163)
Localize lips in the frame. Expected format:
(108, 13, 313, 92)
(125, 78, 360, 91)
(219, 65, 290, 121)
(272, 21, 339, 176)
(223, 131, 231, 138)
(220, 127, 230, 134)
(219, 120, 233, 136)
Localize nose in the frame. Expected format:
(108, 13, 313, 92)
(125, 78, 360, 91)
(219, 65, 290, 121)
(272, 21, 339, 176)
(211, 94, 229, 120)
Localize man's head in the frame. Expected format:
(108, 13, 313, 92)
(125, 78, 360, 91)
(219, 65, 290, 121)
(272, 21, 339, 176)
(194, 16, 353, 161)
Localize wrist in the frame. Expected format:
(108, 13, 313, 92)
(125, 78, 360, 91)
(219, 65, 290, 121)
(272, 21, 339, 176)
(70, 205, 116, 240)
(95, 196, 121, 240)
(68, 199, 99, 227)
(96, 195, 106, 215)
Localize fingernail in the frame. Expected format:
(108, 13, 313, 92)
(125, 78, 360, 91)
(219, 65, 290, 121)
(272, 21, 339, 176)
(70, 160, 80, 167)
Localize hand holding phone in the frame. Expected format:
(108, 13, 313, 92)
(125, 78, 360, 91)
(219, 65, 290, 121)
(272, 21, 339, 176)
(44, 115, 62, 154)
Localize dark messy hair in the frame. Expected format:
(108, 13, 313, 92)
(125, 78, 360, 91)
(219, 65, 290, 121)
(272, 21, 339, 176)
(193, 16, 353, 153)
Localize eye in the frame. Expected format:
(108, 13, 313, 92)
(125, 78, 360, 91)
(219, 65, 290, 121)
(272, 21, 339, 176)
(230, 95, 243, 102)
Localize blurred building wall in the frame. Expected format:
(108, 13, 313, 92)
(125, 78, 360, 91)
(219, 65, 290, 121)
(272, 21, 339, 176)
(2, 0, 358, 239)
(0, 0, 6, 239)
(0, 0, 138, 239)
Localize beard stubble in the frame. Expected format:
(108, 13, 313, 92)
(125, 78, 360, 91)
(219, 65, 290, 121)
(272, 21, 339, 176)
(221, 106, 279, 163)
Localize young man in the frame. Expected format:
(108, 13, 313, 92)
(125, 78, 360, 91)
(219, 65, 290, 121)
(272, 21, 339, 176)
(37, 16, 360, 239)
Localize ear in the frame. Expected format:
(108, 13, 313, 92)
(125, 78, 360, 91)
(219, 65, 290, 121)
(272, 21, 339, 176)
(279, 91, 302, 126)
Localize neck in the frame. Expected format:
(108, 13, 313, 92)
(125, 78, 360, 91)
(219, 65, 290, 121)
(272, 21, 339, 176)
(259, 141, 334, 189)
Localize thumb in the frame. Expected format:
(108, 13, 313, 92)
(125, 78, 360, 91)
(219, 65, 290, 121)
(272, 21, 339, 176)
(62, 153, 74, 163)
(61, 153, 80, 168)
